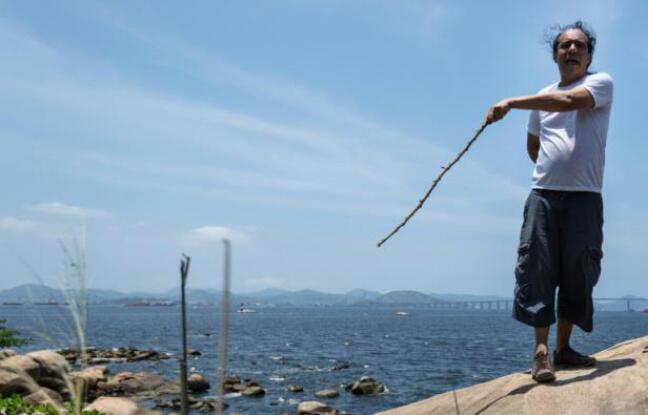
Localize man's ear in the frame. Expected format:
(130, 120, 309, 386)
(553, 52, 558, 63)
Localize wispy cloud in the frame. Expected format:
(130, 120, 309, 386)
(189, 226, 248, 242)
(0, 215, 76, 240)
(0, 216, 34, 233)
(28, 202, 112, 218)
(1, 14, 526, 239)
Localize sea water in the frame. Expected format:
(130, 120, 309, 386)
(4, 305, 647, 414)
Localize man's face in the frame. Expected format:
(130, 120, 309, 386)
(554, 29, 591, 81)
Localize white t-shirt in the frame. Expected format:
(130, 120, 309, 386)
(527, 72, 614, 192)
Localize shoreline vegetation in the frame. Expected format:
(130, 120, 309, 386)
(0, 320, 29, 348)
(0, 394, 101, 415)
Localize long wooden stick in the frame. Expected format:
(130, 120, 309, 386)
(377, 120, 489, 247)
(179, 254, 191, 415)
(217, 239, 231, 415)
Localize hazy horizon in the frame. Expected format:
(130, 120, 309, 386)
(2, 282, 646, 300)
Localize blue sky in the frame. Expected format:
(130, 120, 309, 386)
(1, 1, 646, 296)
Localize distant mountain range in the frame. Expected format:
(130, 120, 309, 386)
(0, 284, 644, 309)
(0, 284, 493, 307)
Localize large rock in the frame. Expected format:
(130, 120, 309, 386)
(24, 387, 64, 407)
(222, 376, 243, 392)
(37, 376, 70, 398)
(58, 347, 171, 365)
(315, 389, 339, 398)
(378, 336, 648, 415)
(84, 397, 140, 415)
(27, 351, 72, 398)
(98, 371, 165, 396)
(0, 355, 41, 381)
(242, 385, 265, 397)
(26, 350, 70, 379)
(0, 349, 17, 360)
(287, 384, 304, 392)
(155, 396, 227, 412)
(72, 365, 109, 389)
(297, 401, 337, 415)
(187, 373, 210, 393)
(0, 366, 40, 396)
(346, 376, 385, 395)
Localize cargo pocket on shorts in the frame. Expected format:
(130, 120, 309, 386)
(515, 243, 531, 276)
(514, 243, 531, 300)
(583, 247, 603, 289)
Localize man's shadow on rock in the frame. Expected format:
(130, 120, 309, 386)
(474, 358, 636, 415)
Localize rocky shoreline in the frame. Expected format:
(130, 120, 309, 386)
(0, 347, 387, 415)
(4, 338, 647, 414)
(57, 347, 174, 365)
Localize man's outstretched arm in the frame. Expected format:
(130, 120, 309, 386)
(486, 87, 595, 124)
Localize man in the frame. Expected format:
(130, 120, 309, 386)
(485, 21, 613, 382)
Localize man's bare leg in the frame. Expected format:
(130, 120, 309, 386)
(553, 318, 596, 366)
(556, 318, 573, 351)
(532, 326, 555, 381)
(534, 326, 550, 355)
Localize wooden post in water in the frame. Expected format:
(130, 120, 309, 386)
(217, 240, 231, 415)
(179, 255, 191, 415)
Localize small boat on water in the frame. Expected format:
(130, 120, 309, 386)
(125, 300, 175, 307)
(34, 301, 62, 306)
(395, 311, 409, 316)
(237, 303, 257, 313)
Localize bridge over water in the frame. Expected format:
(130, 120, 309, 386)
(431, 297, 647, 312)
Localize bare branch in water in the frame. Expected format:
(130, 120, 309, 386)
(377, 121, 489, 247)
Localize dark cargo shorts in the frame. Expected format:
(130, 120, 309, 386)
(513, 189, 603, 332)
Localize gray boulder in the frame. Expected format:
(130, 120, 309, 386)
(98, 371, 165, 396)
(155, 396, 227, 412)
(84, 397, 140, 415)
(71, 365, 109, 389)
(27, 350, 70, 376)
(222, 376, 243, 392)
(287, 384, 304, 392)
(59, 347, 171, 364)
(242, 385, 265, 397)
(26, 350, 70, 393)
(24, 387, 64, 407)
(187, 373, 210, 393)
(0, 355, 41, 381)
(297, 400, 337, 415)
(346, 376, 385, 395)
(315, 389, 339, 398)
(0, 366, 40, 396)
(37, 376, 70, 399)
